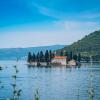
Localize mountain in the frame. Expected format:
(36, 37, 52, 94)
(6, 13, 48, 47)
(0, 45, 65, 60)
(57, 30, 100, 59)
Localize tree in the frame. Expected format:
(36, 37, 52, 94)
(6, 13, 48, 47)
(36, 52, 40, 62)
(85, 56, 89, 62)
(69, 51, 73, 60)
(73, 55, 78, 61)
(45, 50, 49, 62)
(27, 52, 32, 63)
(40, 51, 44, 62)
(49, 50, 52, 62)
(64, 51, 68, 56)
(60, 50, 63, 56)
(52, 52, 55, 58)
(32, 53, 36, 62)
(78, 53, 81, 62)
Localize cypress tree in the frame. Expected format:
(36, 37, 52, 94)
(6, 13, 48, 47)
(78, 53, 81, 62)
(27, 52, 32, 63)
(32, 53, 36, 62)
(70, 51, 73, 60)
(40, 51, 44, 62)
(73, 55, 78, 61)
(49, 50, 52, 62)
(36, 52, 40, 62)
(60, 50, 63, 56)
(45, 50, 49, 63)
(64, 51, 68, 56)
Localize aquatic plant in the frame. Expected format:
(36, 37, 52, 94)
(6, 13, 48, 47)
(10, 61, 22, 100)
(88, 56, 95, 100)
(35, 89, 39, 100)
(76, 85, 81, 100)
(0, 66, 3, 70)
(0, 66, 4, 90)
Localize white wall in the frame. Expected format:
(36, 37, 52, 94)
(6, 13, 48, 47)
(52, 58, 67, 65)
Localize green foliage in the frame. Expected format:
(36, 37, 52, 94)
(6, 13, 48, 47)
(35, 89, 39, 100)
(69, 52, 73, 60)
(57, 30, 100, 60)
(27, 52, 32, 63)
(45, 50, 49, 62)
(27, 50, 54, 64)
(64, 51, 68, 56)
(31, 53, 36, 62)
(49, 50, 52, 62)
(36, 52, 40, 62)
(78, 53, 81, 62)
(60, 50, 64, 56)
(39, 51, 44, 62)
(73, 55, 78, 61)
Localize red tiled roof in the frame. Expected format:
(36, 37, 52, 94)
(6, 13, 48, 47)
(54, 56, 67, 59)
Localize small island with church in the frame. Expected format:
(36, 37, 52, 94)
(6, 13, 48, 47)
(27, 50, 81, 67)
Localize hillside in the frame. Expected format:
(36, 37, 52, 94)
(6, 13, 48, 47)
(0, 45, 65, 60)
(57, 30, 100, 58)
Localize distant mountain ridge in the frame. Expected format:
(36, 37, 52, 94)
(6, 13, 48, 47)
(57, 30, 100, 59)
(0, 45, 65, 60)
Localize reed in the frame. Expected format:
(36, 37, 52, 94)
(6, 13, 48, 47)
(35, 89, 39, 100)
(88, 56, 95, 100)
(10, 60, 22, 100)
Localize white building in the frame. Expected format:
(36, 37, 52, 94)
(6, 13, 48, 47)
(68, 59, 77, 66)
(51, 56, 67, 66)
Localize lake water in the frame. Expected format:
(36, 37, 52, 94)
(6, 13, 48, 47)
(0, 61, 100, 100)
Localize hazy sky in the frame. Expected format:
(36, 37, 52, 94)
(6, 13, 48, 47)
(0, 0, 100, 48)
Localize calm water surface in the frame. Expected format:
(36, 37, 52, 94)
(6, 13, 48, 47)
(0, 61, 100, 100)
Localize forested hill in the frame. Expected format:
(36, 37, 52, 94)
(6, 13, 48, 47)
(57, 30, 100, 58)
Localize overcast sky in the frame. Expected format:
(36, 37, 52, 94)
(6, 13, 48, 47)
(0, 0, 100, 48)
